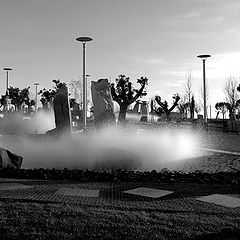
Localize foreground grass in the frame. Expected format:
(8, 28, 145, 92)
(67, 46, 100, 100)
(0, 201, 240, 240)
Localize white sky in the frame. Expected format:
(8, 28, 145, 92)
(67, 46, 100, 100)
(0, 0, 240, 112)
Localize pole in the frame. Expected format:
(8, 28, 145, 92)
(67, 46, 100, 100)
(86, 75, 88, 119)
(76, 36, 92, 129)
(35, 84, 38, 114)
(203, 59, 207, 124)
(6, 71, 9, 95)
(83, 42, 87, 129)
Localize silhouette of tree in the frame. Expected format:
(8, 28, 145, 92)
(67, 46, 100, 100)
(224, 76, 239, 120)
(39, 89, 55, 110)
(190, 95, 195, 119)
(237, 84, 240, 92)
(215, 102, 230, 120)
(184, 72, 193, 102)
(8, 86, 30, 111)
(0, 95, 6, 109)
(111, 75, 148, 122)
(183, 71, 194, 118)
(154, 94, 180, 120)
(178, 95, 195, 120)
(39, 80, 66, 110)
(30, 99, 36, 106)
(177, 97, 188, 119)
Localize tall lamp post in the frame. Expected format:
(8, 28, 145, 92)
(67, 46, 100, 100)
(3, 68, 13, 95)
(76, 37, 93, 129)
(197, 54, 211, 125)
(34, 83, 39, 114)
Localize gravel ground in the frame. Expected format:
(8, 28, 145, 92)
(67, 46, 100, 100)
(178, 154, 240, 173)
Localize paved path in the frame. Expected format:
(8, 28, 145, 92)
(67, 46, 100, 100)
(0, 179, 240, 213)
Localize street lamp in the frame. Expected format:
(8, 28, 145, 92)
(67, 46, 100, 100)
(76, 37, 93, 129)
(34, 83, 39, 114)
(197, 54, 211, 125)
(3, 68, 13, 95)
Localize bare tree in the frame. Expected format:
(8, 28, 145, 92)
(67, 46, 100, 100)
(69, 79, 82, 104)
(68, 77, 85, 108)
(39, 80, 66, 110)
(183, 71, 193, 118)
(69, 77, 91, 109)
(111, 75, 148, 122)
(224, 76, 239, 119)
(177, 96, 188, 119)
(194, 101, 202, 116)
(190, 95, 195, 119)
(236, 99, 240, 119)
(184, 72, 193, 104)
(154, 94, 180, 121)
(215, 102, 230, 120)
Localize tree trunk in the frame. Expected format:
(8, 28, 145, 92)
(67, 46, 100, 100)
(118, 105, 128, 122)
(229, 105, 235, 120)
(16, 104, 21, 112)
(190, 108, 194, 119)
(165, 111, 171, 121)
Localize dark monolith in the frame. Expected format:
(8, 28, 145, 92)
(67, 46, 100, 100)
(48, 85, 71, 135)
(91, 79, 115, 128)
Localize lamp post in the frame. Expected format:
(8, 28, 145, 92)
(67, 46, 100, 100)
(34, 83, 39, 114)
(3, 68, 12, 95)
(197, 54, 211, 125)
(76, 36, 93, 129)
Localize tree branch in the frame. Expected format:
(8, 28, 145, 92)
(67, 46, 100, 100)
(110, 84, 122, 105)
(168, 95, 180, 113)
(129, 82, 147, 104)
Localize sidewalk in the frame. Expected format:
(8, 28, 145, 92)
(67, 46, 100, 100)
(1, 179, 240, 211)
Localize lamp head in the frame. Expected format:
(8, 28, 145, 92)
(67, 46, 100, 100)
(76, 37, 93, 42)
(197, 55, 211, 61)
(3, 68, 13, 71)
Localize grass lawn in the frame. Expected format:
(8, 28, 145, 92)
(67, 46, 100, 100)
(0, 202, 240, 240)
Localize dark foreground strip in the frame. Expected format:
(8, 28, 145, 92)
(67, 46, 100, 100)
(0, 197, 60, 205)
(0, 168, 239, 185)
(0, 197, 238, 216)
(191, 227, 240, 240)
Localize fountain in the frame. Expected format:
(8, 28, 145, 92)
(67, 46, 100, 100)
(1, 78, 237, 174)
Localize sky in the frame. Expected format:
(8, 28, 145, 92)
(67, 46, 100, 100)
(1, 0, 240, 114)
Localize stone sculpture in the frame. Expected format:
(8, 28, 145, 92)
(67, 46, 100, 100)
(0, 147, 23, 169)
(47, 84, 71, 135)
(91, 79, 115, 128)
